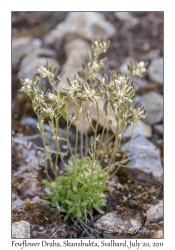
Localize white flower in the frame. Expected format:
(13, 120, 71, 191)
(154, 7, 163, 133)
(138, 61, 145, 68)
(25, 78, 30, 83)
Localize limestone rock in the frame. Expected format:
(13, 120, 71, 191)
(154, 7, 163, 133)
(44, 12, 116, 51)
(153, 124, 163, 136)
(95, 209, 142, 237)
(145, 200, 163, 225)
(59, 38, 90, 86)
(140, 91, 163, 125)
(123, 120, 152, 140)
(121, 135, 163, 183)
(12, 37, 42, 70)
(148, 57, 163, 85)
(12, 221, 30, 238)
(18, 57, 60, 83)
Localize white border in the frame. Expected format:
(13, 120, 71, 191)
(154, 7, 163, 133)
(1, 1, 175, 249)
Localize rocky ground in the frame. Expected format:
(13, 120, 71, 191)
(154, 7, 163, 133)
(12, 11, 163, 239)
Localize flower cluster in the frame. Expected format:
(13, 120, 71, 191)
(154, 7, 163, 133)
(20, 78, 33, 94)
(128, 60, 146, 77)
(37, 66, 54, 79)
(92, 40, 110, 57)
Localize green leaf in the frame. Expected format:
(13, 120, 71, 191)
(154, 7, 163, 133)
(59, 104, 66, 113)
(35, 73, 42, 77)
(77, 71, 82, 78)
(109, 119, 113, 126)
(32, 75, 35, 84)
(67, 77, 72, 87)
(128, 92, 135, 100)
(103, 99, 108, 116)
(52, 66, 57, 75)
(82, 63, 86, 70)
(93, 206, 105, 214)
(62, 111, 68, 120)
(78, 100, 82, 109)
(109, 99, 116, 112)
(43, 180, 56, 192)
(65, 200, 74, 206)
(120, 159, 129, 165)
(59, 92, 68, 96)
(129, 100, 136, 109)
(77, 207, 82, 217)
(41, 199, 52, 205)
(20, 79, 25, 86)
(81, 201, 87, 206)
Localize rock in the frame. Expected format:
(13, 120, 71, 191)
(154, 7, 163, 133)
(95, 209, 142, 237)
(12, 141, 46, 197)
(19, 48, 58, 69)
(152, 230, 163, 238)
(12, 221, 30, 238)
(140, 91, 163, 125)
(153, 124, 163, 136)
(115, 12, 139, 28)
(18, 57, 60, 85)
(20, 117, 76, 149)
(44, 12, 116, 50)
(12, 37, 42, 70)
(121, 135, 163, 183)
(148, 57, 163, 85)
(145, 200, 163, 225)
(12, 192, 23, 210)
(59, 38, 90, 85)
(123, 120, 152, 140)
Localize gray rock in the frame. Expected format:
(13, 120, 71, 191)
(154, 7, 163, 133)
(12, 37, 42, 70)
(12, 221, 30, 238)
(153, 124, 163, 136)
(44, 12, 116, 50)
(19, 48, 58, 69)
(140, 91, 163, 125)
(123, 120, 152, 140)
(145, 200, 163, 225)
(12, 192, 23, 210)
(18, 57, 60, 83)
(148, 57, 163, 85)
(115, 12, 139, 28)
(95, 211, 142, 237)
(121, 135, 163, 183)
(20, 117, 76, 149)
(58, 38, 90, 86)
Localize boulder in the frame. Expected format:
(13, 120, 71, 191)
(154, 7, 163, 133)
(148, 57, 163, 85)
(140, 91, 163, 125)
(121, 135, 163, 183)
(12, 221, 30, 238)
(145, 200, 163, 225)
(12, 37, 42, 70)
(44, 12, 116, 51)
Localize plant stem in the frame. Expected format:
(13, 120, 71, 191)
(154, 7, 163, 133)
(73, 110, 81, 192)
(90, 102, 99, 188)
(38, 115, 51, 182)
(55, 117, 59, 178)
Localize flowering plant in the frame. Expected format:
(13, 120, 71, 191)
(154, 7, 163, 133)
(20, 40, 146, 223)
